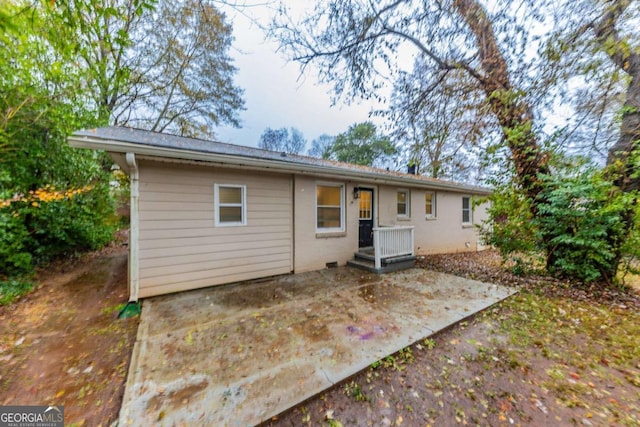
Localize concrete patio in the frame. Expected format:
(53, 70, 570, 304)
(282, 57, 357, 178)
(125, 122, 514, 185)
(119, 267, 516, 426)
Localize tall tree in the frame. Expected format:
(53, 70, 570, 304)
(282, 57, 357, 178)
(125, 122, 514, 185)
(1, 1, 118, 274)
(272, 0, 551, 206)
(120, 0, 245, 137)
(389, 60, 490, 180)
(48, 0, 153, 123)
(524, 0, 639, 280)
(568, 0, 640, 275)
(307, 134, 335, 159)
(271, 0, 640, 281)
(330, 122, 396, 167)
(48, 0, 244, 138)
(258, 127, 306, 154)
(590, 0, 640, 192)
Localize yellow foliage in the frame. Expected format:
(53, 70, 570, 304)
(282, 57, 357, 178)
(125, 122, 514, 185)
(0, 184, 93, 208)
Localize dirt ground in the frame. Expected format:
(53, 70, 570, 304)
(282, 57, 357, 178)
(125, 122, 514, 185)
(1, 248, 638, 427)
(0, 242, 137, 427)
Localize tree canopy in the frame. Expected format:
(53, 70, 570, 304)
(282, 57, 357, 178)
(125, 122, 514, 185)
(119, 0, 245, 137)
(258, 127, 306, 154)
(389, 60, 488, 181)
(307, 134, 336, 159)
(273, 0, 551, 199)
(0, 0, 246, 279)
(1, 2, 118, 275)
(48, 0, 245, 138)
(330, 122, 396, 167)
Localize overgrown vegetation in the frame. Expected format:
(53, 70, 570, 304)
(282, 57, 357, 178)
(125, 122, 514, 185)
(482, 165, 639, 283)
(0, 2, 118, 296)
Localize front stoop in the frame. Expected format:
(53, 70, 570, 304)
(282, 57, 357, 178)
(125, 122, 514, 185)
(347, 251, 416, 274)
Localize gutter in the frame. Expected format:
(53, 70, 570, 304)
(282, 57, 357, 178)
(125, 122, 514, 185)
(68, 135, 492, 196)
(125, 153, 140, 302)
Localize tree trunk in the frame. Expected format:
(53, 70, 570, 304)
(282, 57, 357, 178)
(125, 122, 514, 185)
(453, 0, 572, 273)
(595, 0, 640, 280)
(595, 0, 640, 190)
(453, 0, 550, 209)
(603, 66, 640, 280)
(604, 58, 640, 193)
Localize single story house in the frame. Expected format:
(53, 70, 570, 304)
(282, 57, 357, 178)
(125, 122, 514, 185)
(69, 127, 491, 301)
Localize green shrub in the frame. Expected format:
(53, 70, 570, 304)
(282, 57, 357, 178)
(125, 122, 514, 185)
(1, 126, 116, 276)
(480, 186, 536, 258)
(0, 3, 116, 282)
(0, 279, 33, 305)
(482, 167, 638, 283)
(0, 183, 115, 275)
(0, 210, 32, 274)
(536, 171, 634, 282)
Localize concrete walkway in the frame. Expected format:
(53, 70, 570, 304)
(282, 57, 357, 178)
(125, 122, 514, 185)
(119, 267, 515, 426)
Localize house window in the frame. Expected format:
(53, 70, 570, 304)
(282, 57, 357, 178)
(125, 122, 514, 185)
(462, 196, 472, 224)
(316, 183, 344, 231)
(425, 191, 436, 219)
(214, 184, 246, 226)
(397, 190, 410, 217)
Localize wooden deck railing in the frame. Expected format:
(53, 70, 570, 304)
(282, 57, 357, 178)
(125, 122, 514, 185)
(372, 226, 415, 270)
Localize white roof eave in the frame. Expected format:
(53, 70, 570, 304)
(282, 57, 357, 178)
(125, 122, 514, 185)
(68, 134, 492, 195)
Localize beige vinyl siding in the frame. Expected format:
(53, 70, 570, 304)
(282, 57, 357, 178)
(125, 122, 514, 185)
(293, 176, 360, 272)
(378, 186, 488, 254)
(137, 160, 292, 298)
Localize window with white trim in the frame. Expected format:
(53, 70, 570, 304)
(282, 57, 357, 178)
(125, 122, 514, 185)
(462, 196, 472, 224)
(397, 190, 410, 217)
(214, 184, 246, 226)
(316, 183, 344, 232)
(425, 191, 436, 219)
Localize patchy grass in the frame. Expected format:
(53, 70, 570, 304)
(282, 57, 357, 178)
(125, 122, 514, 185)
(498, 291, 640, 423)
(504, 292, 640, 366)
(343, 381, 368, 402)
(0, 279, 33, 305)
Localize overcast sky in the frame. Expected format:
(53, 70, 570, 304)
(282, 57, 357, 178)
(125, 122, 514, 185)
(215, 3, 384, 150)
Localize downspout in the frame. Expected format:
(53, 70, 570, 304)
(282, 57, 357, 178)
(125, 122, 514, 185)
(291, 174, 295, 273)
(126, 153, 140, 302)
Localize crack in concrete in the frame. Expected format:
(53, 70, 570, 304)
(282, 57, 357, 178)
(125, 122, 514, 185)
(319, 367, 335, 385)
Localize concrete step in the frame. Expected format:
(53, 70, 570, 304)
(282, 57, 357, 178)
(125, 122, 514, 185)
(384, 254, 417, 265)
(354, 252, 375, 262)
(354, 252, 417, 266)
(347, 258, 381, 274)
(348, 254, 417, 274)
(358, 246, 374, 255)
